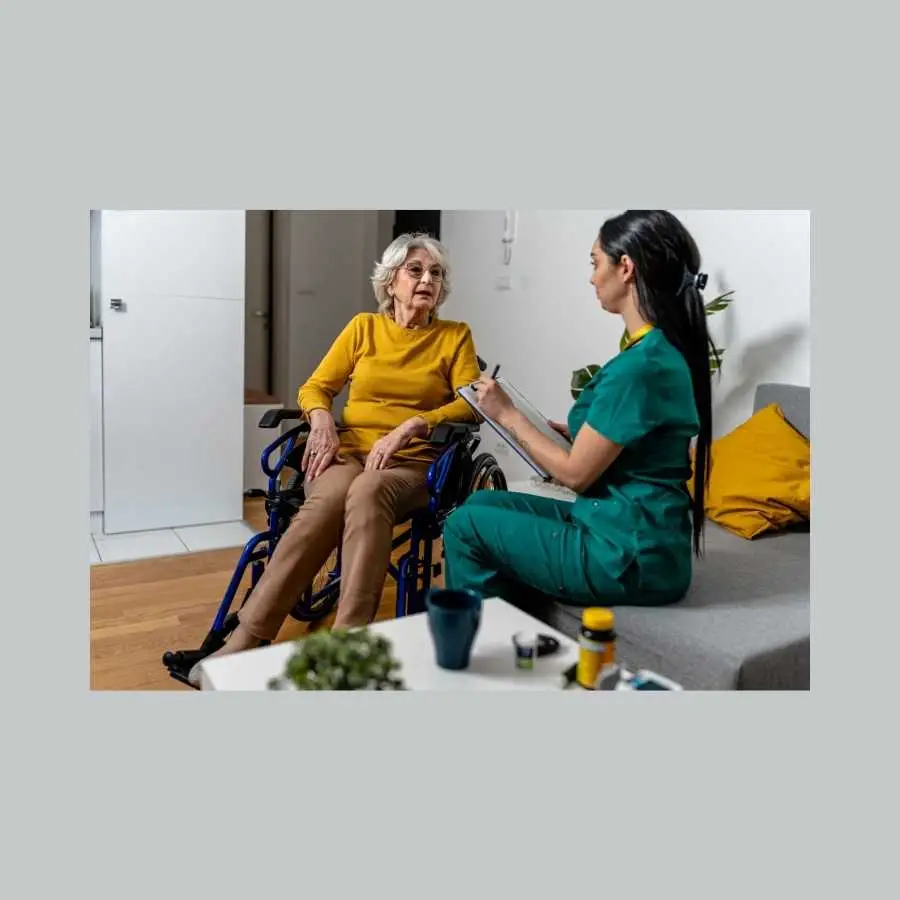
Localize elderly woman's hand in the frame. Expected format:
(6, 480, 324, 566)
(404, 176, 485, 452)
(473, 376, 515, 424)
(302, 410, 342, 481)
(365, 416, 429, 471)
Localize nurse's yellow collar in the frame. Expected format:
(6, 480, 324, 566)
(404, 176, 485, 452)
(623, 324, 655, 349)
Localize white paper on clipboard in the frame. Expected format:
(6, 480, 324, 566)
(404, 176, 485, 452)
(456, 376, 571, 481)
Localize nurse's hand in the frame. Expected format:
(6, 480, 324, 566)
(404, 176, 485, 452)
(473, 376, 515, 423)
(548, 420, 571, 440)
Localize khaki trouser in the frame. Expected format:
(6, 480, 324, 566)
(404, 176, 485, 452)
(237, 454, 431, 637)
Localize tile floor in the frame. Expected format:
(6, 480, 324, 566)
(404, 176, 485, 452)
(90, 520, 257, 565)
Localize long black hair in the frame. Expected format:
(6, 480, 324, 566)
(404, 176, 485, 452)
(598, 210, 717, 557)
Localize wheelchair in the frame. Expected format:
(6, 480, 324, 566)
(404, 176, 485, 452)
(162, 387, 507, 688)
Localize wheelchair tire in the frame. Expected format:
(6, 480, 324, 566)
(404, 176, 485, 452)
(290, 547, 341, 623)
(282, 470, 304, 495)
(275, 472, 305, 529)
(468, 452, 507, 494)
(291, 586, 339, 623)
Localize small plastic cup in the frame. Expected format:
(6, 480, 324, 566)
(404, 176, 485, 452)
(512, 631, 539, 670)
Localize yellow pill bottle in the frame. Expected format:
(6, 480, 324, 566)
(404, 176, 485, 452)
(576, 608, 617, 689)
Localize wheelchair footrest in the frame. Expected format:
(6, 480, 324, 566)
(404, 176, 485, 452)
(161, 613, 239, 684)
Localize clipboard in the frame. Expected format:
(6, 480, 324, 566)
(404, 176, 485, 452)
(457, 375, 571, 481)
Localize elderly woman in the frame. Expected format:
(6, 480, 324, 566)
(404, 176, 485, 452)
(188, 233, 480, 685)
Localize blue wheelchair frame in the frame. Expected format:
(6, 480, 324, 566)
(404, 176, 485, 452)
(162, 408, 505, 688)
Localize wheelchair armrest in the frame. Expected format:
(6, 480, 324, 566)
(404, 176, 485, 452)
(259, 408, 305, 429)
(429, 422, 480, 447)
(259, 409, 346, 430)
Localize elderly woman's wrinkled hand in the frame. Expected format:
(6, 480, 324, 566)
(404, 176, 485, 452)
(365, 416, 428, 472)
(303, 412, 342, 481)
(473, 376, 515, 423)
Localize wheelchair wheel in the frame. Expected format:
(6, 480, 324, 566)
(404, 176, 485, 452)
(468, 452, 507, 493)
(311, 547, 339, 597)
(290, 547, 340, 623)
(282, 469, 304, 495)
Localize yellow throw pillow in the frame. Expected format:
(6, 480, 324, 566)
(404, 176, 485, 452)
(690, 403, 810, 540)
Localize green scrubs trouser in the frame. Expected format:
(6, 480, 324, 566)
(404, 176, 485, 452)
(442, 490, 635, 609)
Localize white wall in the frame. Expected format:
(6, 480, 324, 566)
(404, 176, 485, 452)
(441, 210, 810, 480)
(90, 210, 102, 326)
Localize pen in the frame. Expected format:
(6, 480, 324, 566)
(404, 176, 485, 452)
(491, 364, 501, 379)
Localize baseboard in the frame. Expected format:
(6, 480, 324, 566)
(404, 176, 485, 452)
(90, 511, 104, 535)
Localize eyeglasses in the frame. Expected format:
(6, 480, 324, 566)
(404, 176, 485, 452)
(401, 261, 444, 282)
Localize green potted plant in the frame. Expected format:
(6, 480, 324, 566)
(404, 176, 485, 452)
(268, 628, 405, 691)
(570, 290, 736, 399)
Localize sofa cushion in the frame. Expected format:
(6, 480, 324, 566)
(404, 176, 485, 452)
(694, 402, 810, 540)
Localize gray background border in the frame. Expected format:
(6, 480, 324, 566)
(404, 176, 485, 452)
(2, 1, 883, 896)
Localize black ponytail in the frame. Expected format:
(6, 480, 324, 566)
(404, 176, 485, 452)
(599, 210, 717, 558)
(677, 276, 718, 558)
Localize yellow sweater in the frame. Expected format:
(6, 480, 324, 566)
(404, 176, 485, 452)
(298, 312, 482, 463)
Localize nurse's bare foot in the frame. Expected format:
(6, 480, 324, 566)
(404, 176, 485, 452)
(187, 625, 264, 688)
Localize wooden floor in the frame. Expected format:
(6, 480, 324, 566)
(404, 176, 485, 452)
(90, 499, 444, 690)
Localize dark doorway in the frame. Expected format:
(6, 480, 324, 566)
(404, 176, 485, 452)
(393, 210, 441, 240)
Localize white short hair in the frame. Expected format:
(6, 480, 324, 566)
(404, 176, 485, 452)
(371, 232, 452, 317)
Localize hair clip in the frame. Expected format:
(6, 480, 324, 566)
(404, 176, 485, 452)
(696, 272, 709, 291)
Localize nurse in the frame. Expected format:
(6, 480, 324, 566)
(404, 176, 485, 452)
(443, 210, 716, 609)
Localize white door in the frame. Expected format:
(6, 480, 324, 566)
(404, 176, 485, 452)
(89, 335, 104, 515)
(100, 210, 246, 534)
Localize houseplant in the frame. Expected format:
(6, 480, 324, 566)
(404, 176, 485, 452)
(570, 290, 736, 399)
(267, 628, 405, 691)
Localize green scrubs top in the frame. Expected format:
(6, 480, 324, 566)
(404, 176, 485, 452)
(567, 327, 700, 599)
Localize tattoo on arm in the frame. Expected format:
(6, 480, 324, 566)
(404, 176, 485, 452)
(507, 426, 530, 453)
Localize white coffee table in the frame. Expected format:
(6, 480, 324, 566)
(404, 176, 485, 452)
(198, 597, 580, 691)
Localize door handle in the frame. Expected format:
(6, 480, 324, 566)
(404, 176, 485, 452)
(109, 298, 126, 312)
(253, 310, 269, 319)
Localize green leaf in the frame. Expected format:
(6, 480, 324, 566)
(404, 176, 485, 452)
(570, 364, 601, 400)
(704, 291, 736, 315)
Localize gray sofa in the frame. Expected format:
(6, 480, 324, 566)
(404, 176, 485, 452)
(531, 383, 810, 691)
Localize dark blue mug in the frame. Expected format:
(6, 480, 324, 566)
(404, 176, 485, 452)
(425, 588, 483, 670)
